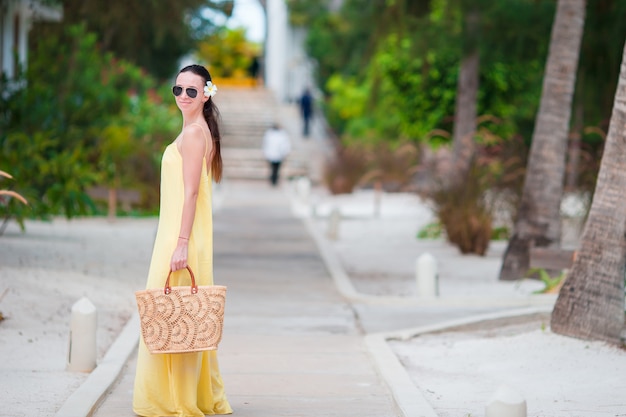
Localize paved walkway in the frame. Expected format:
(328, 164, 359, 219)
(90, 181, 400, 417)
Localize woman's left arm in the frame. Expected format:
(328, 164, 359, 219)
(170, 124, 207, 271)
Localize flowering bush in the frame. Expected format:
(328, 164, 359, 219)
(0, 24, 178, 226)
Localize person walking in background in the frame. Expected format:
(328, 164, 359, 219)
(262, 122, 291, 186)
(133, 64, 232, 417)
(299, 88, 313, 137)
(247, 55, 260, 87)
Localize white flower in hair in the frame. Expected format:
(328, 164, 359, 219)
(204, 81, 218, 98)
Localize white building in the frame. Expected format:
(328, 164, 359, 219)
(0, 0, 62, 80)
(263, 0, 315, 103)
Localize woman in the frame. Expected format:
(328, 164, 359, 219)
(133, 65, 232, 416)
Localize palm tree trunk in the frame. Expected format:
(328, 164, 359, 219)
(451, 49, 479, 179)
(566, 100, 584, 191)
(451, 10, 480, 182)
(499, 0, 586, 280)
(550, 39, 626, 345)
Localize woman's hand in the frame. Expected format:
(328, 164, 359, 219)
(170, 238, 189, 271)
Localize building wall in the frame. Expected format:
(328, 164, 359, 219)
(263, 0, 314, 103)
(0, 0, 61, 79)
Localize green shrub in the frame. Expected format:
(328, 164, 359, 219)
(417, 222, 443, 239)
(0, 24, 177, 227)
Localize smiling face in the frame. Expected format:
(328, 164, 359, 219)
(173, 71, 208, 113)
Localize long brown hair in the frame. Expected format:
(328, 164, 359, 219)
(178, 64, 223, 182)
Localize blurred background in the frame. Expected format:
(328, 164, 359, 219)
(1, 0, 625, 259)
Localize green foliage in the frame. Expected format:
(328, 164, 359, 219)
(293, 0, 625, 197)
(195, 27, 260, 78)
(417, 200, 509, 242)
(528, 268, 566, 294)
(491, 226, 510, 240)
(0, 24, 178, 226)
(32, 0, 230, 80)
(372, 35, 459, 141)
(302, 0, 554, 148)
(304, 0, 388, 84)
(577, 1, 626, 129)
(287, 0, 330, 27)
(417, 222, 444, 239)
(0, 171, 29, 234)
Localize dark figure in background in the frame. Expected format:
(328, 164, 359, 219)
(262, 123, 291, 186)
(299, 88, 313, 137)
(248, 56, 260, 86)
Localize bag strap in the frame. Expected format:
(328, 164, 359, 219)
(164, 266, 197, 295)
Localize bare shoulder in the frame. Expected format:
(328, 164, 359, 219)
(183, 123, 205, 140)
(185, 123, 213, 142)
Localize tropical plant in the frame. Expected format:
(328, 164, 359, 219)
(0, 170, 29, 235)
(32, 0, 232, 79)
(0, 24, 177, 227)
(195, 27, 261, 78)
(528, 268, 566, 294)
(323, 145, 369, 195)
(356, 142, 421, 192)
(426, 129, 526, 255)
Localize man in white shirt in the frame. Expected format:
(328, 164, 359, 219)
(262, 123, 291, 186)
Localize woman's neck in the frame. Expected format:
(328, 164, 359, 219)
(181, 108, 204, 127)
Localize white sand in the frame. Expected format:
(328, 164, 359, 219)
(0, 218, 156, 417)
(392, 321, 626, 416)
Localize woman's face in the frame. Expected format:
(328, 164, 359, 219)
(173, 71, 208, 112)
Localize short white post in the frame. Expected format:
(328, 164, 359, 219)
(67, 297, 97, 372)
(415, 253, 438, 297)
(327, 207, 341, 240)
(485, 385, 527, 417)
(373, 180, 382, 218)
(296, 176, 311, 201)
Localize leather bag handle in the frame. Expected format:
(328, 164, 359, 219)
(164, 266, 198, 295)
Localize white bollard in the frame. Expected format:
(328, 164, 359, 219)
(327, 207, 341, 240)
(296, 176, 311, 201)
(485, 385, 527, 417)
(415, 253, 438, 297)
(67, 297, 97, 372)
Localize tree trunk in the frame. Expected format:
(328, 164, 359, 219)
(499, 0, 586, 280)
(550, 39, 626, 345)
(566, 99, 584, 191)
(451, 11, 480, 181)
(452, 49, 479, 178)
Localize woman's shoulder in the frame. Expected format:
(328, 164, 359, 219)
(183, 122, 211, 142)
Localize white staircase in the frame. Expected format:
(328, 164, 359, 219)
(214, 87, 308, 181)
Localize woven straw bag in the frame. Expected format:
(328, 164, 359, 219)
(135, 266, 227, 354)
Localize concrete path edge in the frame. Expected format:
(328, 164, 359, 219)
(55, 312, 139, 417)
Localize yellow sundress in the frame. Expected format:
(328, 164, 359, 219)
(133, 125, 232, 416)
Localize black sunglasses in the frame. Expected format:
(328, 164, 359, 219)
(172, 86, 199, 98)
